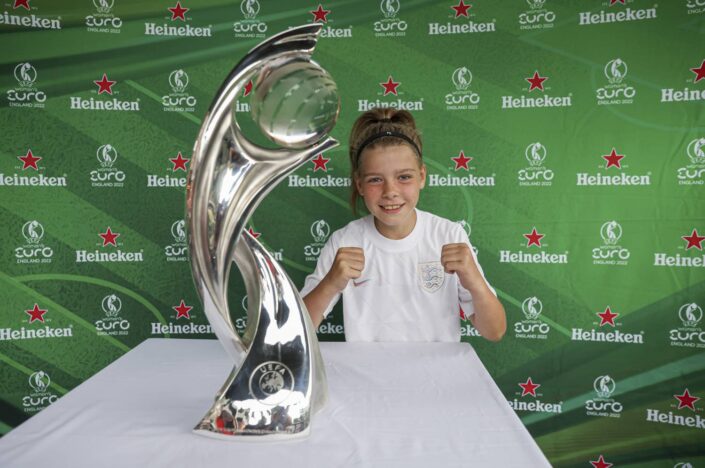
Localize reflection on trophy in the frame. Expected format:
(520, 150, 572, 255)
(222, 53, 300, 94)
(186, 23, 338, 439)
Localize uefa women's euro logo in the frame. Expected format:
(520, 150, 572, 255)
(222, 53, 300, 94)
(91, 144, 125, 188)
(95, 294, 130, 337)
(375, 0, 407, 37)
(514, 296, 551, 340)
(234, 0, 267, 38)
(7, 63, 46, 108)
(23, 370, 58, 413)
(304, 219, 331, 262)
(162, 69, 197, 112)
(593, 221, 630, 266)
(670, 303, 705, 349)
(677, 137, 705, 185)
(585, 375, 623, 418)
(596, 58, 636, 105)
(445, 66, 480, 111)
(518, 0, 555, 30)
(86, 0, 123, 33)
(16, 220, 53, 264)
(517, 142, 553, 187)
(165, 220, 188, 261)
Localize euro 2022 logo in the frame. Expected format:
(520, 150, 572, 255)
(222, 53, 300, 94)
(165, 219, 188, 261)
(515, 296, 551, 338)
(163, 69, 197, 112)
(234, 0, 267, 37)
(596, 58, 635, 105)
(519, 0, 556, 30)
(16, 220, 53, 264)
(304, 219, 331, 262)
(375, 0, 406, 36)
(92, 144, 125, 187)
(446, 66, 480, 110)
(677, 137, 705, 185)
(86, 0, 123, 34)
(518, 142, 553, 186)
(23, 370, 57, 412)
(8, 62, 46, 108)
(593, 220, 630, 265)
(95, 294, 130, 336)
(670, 303, 705, 349)
(585, 374, 623, 417)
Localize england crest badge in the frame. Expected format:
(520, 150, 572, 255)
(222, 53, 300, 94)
(418, 262, 445, 293)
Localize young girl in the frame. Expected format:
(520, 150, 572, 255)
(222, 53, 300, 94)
(301, 108, 506, 342)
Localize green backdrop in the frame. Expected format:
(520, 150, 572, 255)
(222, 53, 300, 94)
(1, 0, 704, 466)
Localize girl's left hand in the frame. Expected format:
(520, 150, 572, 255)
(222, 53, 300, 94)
(440, 243, 482, 291)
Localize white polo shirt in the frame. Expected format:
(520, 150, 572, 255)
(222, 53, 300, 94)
(300, 210, 495, 342)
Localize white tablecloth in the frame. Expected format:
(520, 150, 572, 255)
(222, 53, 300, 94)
(0, 339, 549, 467)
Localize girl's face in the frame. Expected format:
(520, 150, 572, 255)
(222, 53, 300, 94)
(355, 143, 426, 239)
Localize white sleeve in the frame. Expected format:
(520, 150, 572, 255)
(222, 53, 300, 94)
(454, 226, 496, 318)
(300, 234, 340, 319)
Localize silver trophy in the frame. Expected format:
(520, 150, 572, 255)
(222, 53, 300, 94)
(186, 23, 338, 439)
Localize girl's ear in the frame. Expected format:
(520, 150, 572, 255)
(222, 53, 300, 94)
(419, 163, 427, 189)
(354, 175, 364, 196)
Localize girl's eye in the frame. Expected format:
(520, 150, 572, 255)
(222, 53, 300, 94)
(399, 174, 412, 181)
(366, 177, 381, 184)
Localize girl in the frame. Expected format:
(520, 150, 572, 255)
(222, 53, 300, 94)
(301, 108, 505, 342)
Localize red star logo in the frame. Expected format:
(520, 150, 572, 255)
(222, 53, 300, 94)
(243, 80, 253, 97)
(590, 455, 613, 468)
(451, 0, 471, 18)
(597, 306, 619, 327)
(523, 227, 544, 248)
(380, 76, 400, 96)
(682, 229, 705, 250)
(691, 60, 705, 84)
(18, 149, 41, 170)
(311, 153, 330, 172)
(310, 4, 330, 22)
(609, 0, 625, 4)
(526, 71, 548, 92)
(25, 304, 47, 323)
(602, 148, 625, 169)
(173, 300, 193, 319)
(519, 377, 541, 397)
(94, 73, 116, 95)
(13, 0, 30, 10)
(168, 1, 189, 20)
(451, 151, 473, 170)
(170, 152, 189, 172)
(674, 389, 700, 411)
(247, 227, 261, 239)
(99, 227, 120, 247)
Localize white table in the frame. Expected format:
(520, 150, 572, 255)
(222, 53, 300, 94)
(0, 339, 549, 467)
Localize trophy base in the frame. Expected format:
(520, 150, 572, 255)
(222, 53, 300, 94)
(192, 425, 311, 442)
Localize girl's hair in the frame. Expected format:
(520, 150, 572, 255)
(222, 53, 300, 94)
(348, 108, 423, 214)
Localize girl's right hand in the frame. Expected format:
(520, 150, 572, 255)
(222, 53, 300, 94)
(323, 247, 365, 292)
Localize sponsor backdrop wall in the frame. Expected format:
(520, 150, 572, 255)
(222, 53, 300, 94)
(1, 0, 704, 465)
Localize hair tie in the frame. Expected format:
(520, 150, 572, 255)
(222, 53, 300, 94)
(355, 130, 422, 161)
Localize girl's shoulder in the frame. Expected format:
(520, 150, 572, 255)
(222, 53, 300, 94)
(418, 210, 468, 242)
(327, 215, 370, 245)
